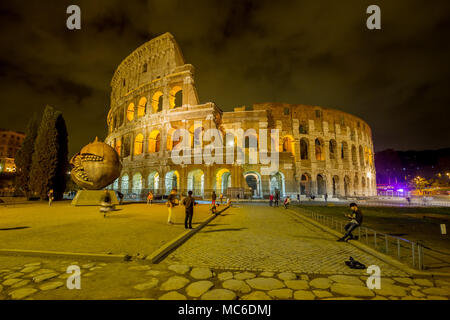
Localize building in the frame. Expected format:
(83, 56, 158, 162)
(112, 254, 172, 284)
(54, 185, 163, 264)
(0, 129, 25, 173)
(105, 33, 376, 199)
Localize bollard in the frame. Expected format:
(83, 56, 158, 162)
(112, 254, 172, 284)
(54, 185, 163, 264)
(418, 244, 423, 270)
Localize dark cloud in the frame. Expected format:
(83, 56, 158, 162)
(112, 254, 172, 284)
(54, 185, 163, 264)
(0, 0, 449, 156)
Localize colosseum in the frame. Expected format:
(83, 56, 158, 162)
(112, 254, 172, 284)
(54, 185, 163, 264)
(105, 33, 376, 200)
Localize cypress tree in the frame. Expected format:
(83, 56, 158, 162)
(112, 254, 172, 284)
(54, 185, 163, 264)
(29, 105, 69, 200)
(15, 113, 39, 199)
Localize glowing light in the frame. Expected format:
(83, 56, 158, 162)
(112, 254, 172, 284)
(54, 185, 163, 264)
(367, 171, 372, 179)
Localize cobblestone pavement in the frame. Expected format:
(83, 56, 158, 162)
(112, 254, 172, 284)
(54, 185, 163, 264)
(165, 204, 408, 276)
(1, 256, 449, 300)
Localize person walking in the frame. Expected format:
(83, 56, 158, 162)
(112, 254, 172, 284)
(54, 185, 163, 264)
(297, 194, 300, 203)
(324, 193, 328, 203)
(167, 189, 178, 225)
(337, 203, 363, 242)
(147, 191, 154, 205)
(47, 189, 54, 206)
(182, 190, 196, 229)
(269, 194, 274, 206)
(211, 191, 217, 207)
(117, 191, 124, 205)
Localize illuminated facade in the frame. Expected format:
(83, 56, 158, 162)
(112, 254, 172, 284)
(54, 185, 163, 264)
(0, 129, 25, 173)
(105, 33, 376, 199)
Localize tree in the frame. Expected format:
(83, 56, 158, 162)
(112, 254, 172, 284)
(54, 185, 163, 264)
(15, 113, 39, 198)
(410, 176, 431, 195)
(29, 105, 69, 200)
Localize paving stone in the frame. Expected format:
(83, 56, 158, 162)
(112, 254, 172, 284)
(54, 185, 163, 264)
(331, 283, 375, 297)
(58, 273, 71, 280)
(372, 296, 388, 300)
(146, 270, 163, 277)
(422, 287, 450, 296)
(83, 272, 95, 277)
(426, 296, 448, 300)
(277, 272, 297, 281)
(9, 288, 37, 300)
(380, 278, 395, 285)
(435, 280, 450, 287)
(268, 289, 293, 299)
(241, 291, 272, 300)
(168, 264, 191, 274)
(218, 272, 233, 281)
(190, 268, 213, 280)
(410, 290, 425, 297)
(260, 272, 275, 277)
(2, 278, 22, 286)
(313, 290, 333, 298)
(90, 267, 102, 271)
(300, 275, 309, 281)
(409, 285, 421, 290)
(4, 272, 24, 280)
(128, 265, 151, 271)
(310, 278, 332, 289)
(26, 269, 56, 278)
(293, 290, 315, 300)
(0, 284, 2, 293)
(186, 281, 214, 297)
(329, 275, 364, 286)
(393, 277, 414, 285)
(234, 272, 256, 280)
(285, 280, 309, 290)
(39, 282, 64, 291)
(222, 279, 251, 294)
(201, 289, 236, 300)
(323, 297, 362, 300)
(81, 263, 96, 269)
(33, 273, 59, 283)
(159, 291, 187, 300)
(23, 262, 41, 268)
(133, 278, 159, 291)
(99, 263, 108, 267)
(402, 296, 426, 300)
(20, 266, 41, 273)
(413, 279, 434, 287)
(11, 280, 30, 289)
(0, 269, 11, 274)
(374, 284, 407, 297)
(246, 278, 285, 291)
(160, 276, 190, 291)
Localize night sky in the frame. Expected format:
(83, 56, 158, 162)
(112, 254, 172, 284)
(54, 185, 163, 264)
(0, 0, 449, 157)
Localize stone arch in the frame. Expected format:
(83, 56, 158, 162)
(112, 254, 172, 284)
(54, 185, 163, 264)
(351, 145, 358, 166)
(359, 145, 364, 167)
(361, 177, 366, 196)
(329, 139, 337, 160)
(134, 133, 144, 155)
(151, 91, 163, 113)
(127, 103, 135, 121)
(354, 174, 359, 196)
(215, 168, 231, 194)
(148, 171, 160, 193)
(282, 135, 295, 155)
(317, 174, 327, 195)
(341, 141, 349, 162)
(169, 86, 183, 109)
(121, 174, 129, 194)
(187, 169, 204, 197)
(148, 130, 161, 153)
(165, 170, 180, 194)
(332, 175, 340, 197)
(300, 173, 312, 195)
(137, 97, 147, 118)
(315, 138, 325, 161)
(300, 138, 309, 160)
(270, 172, 285, 196)
(244, 171, 262, 198)
(344, 175, 351, 197)
(132, 172, 143, 193)
(166, 127, 182, 151)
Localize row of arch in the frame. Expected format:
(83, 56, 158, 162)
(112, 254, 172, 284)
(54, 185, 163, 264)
(111, 169, 374, 198)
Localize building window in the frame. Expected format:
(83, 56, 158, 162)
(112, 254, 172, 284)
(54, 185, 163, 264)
(122, 79, 126, 87)
(284, 108, 289, 115)
(315, 110, 321, 118)
(299, 124, 308, 134)
(143, 63, 147, 73)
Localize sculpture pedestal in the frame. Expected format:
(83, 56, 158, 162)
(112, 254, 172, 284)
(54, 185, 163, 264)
(71, 190, 119, 206)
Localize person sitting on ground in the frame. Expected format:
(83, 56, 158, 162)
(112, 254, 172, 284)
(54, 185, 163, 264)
(337, 202, 363, 242)
(283, 196, 291, 209)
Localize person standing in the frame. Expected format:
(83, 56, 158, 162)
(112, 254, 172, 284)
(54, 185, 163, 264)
(297, 194, 300, 203)
(182, 190, 196, 229)
(147, 191, 154, 205)
(337, 203, 363, 242)
(219, 193, 224, 204)
(47, 189, 54, 206)
(167, 189, 178, 225)
(274, 189, 280, 207)
(269, 194, 274, 206)
(211, 191, 217, 207)
(324, 193, 328, 203)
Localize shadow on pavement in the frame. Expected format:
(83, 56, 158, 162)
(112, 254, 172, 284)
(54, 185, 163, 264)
(201, 228, 248, 233)
(0, 226, 31, 231)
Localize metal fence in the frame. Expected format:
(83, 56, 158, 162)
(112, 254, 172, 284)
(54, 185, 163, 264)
(303, 209, 425, 270)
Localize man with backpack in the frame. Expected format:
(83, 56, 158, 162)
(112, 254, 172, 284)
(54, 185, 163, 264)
(182, 190, 197, 229)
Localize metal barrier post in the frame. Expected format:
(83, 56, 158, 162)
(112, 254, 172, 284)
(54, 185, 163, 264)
(418, 244, 423, 271)
(412, 243, 415, 267)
